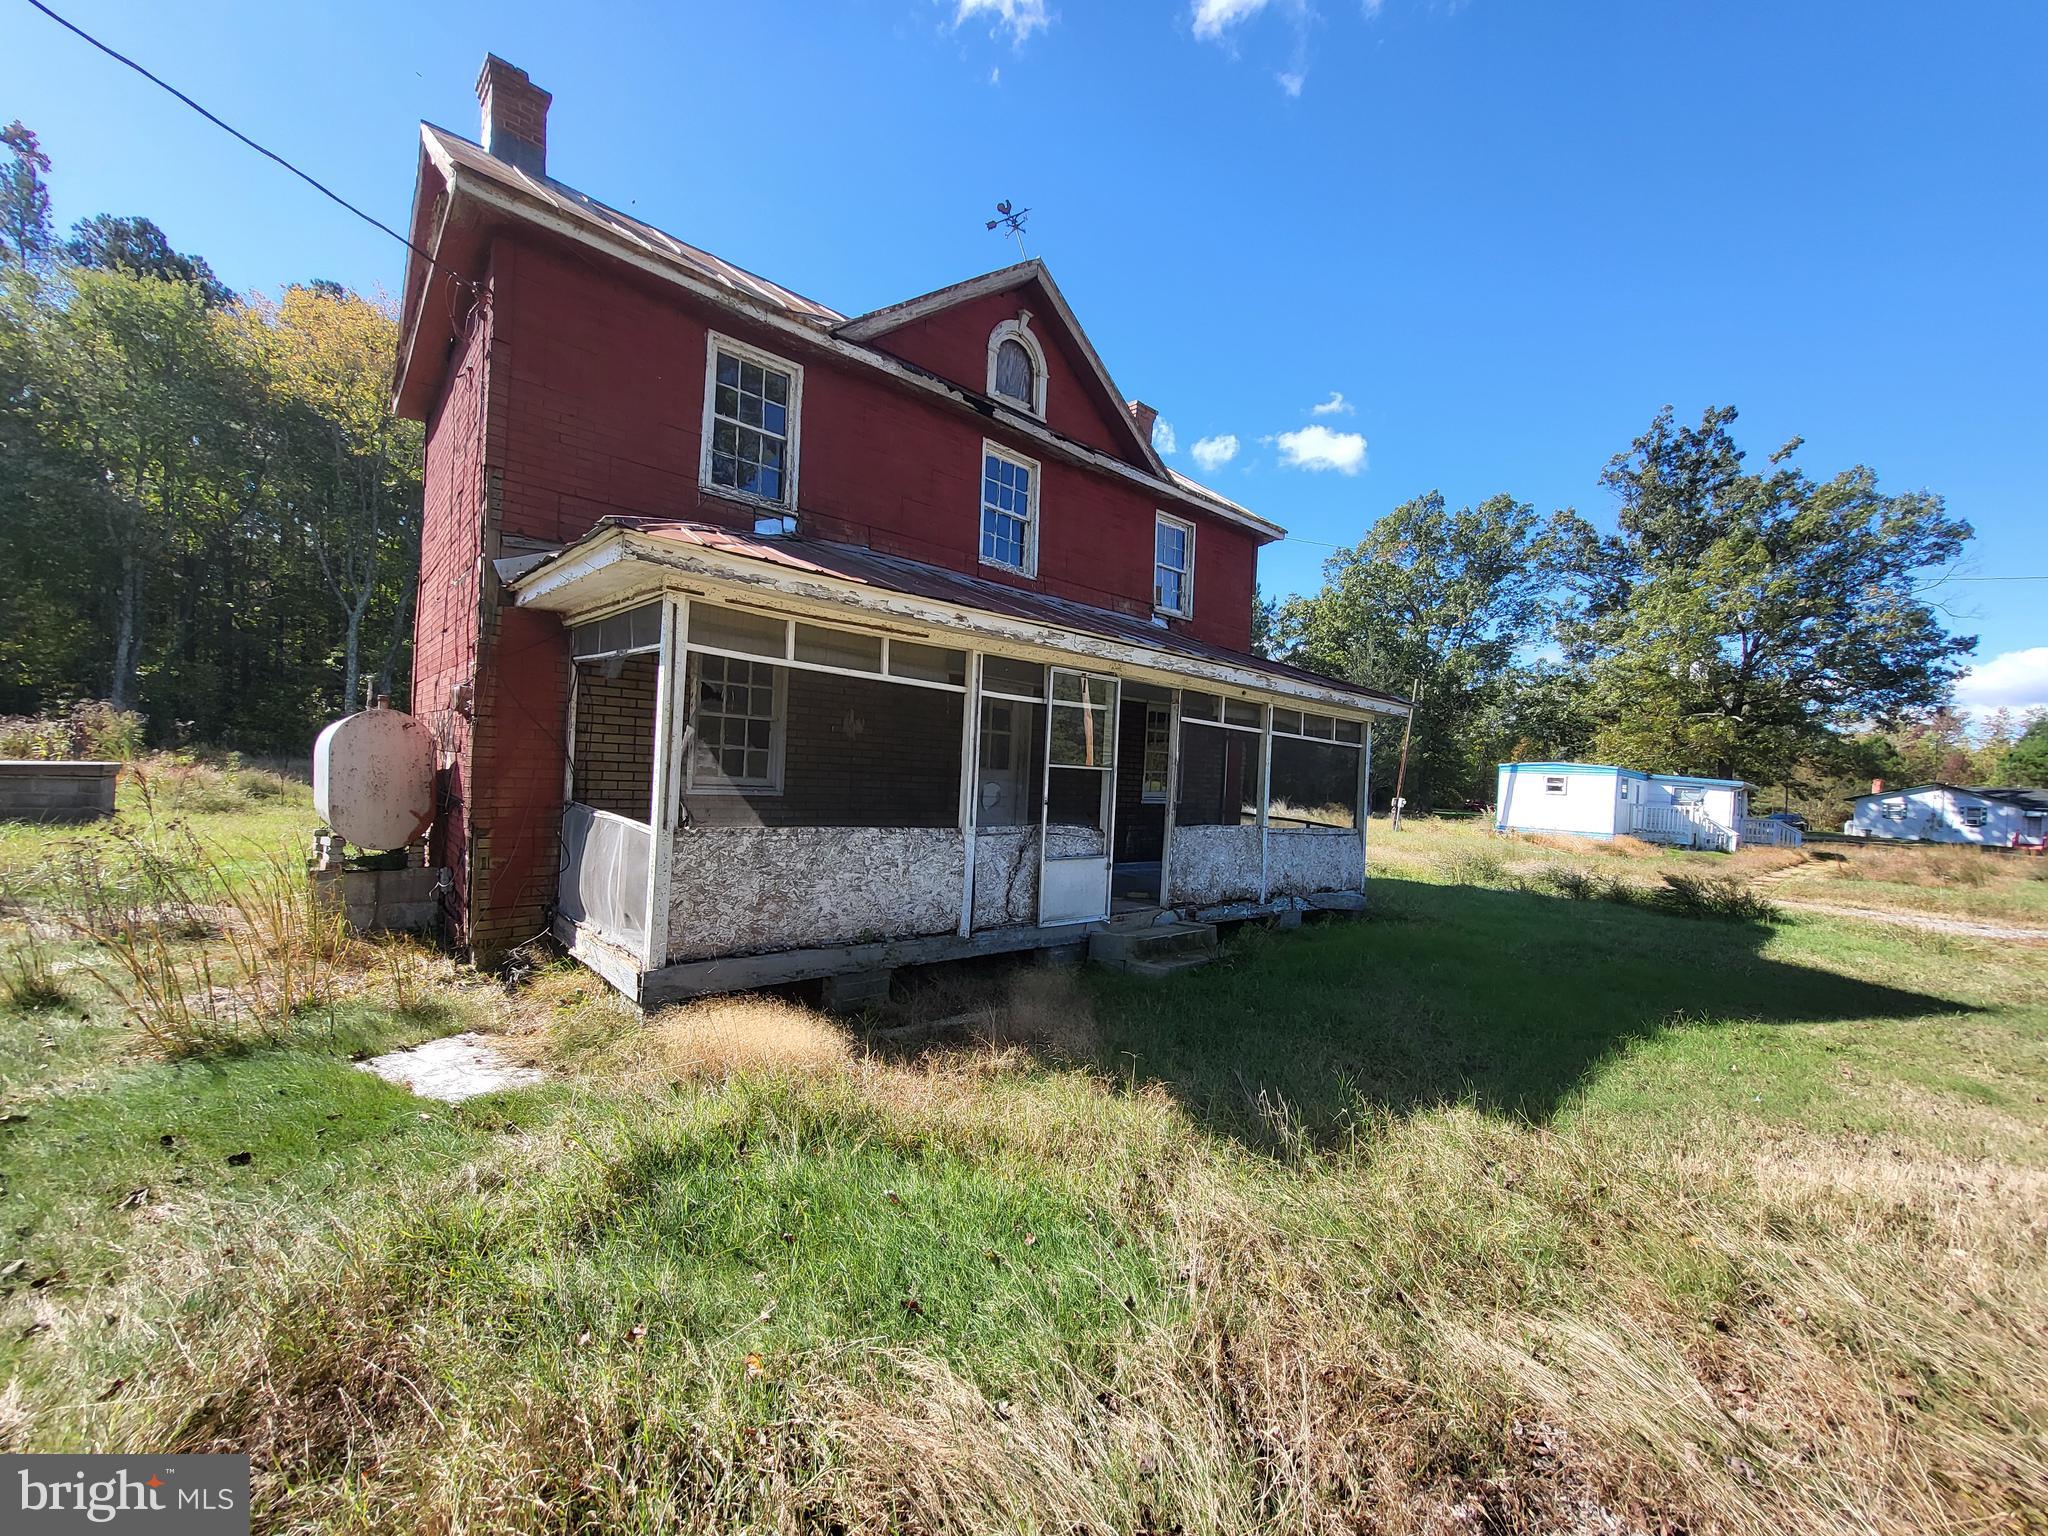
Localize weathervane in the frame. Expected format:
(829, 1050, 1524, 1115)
(985, 199, 1031, 257)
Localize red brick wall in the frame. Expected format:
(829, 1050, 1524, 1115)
(414, 231, 1269, 960)
(571, 655, 657, 818)
(863, 285, 1132, 461)
(413, 267, 570, 963)
(487, 237, 1262, 650)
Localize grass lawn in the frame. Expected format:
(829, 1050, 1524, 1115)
(1373, 812, 2048, 931)
(2, 791, 2045, 1532)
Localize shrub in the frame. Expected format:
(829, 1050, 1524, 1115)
(1440, 846, 1511, 887)
(1656, 872, 1779, 923)
(1534, 865, 1630, 903)
(0, 700, 145, 761)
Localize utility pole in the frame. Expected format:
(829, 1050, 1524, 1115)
(1390, 679, 1420, 830)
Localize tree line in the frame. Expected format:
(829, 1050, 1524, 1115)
(1261, 406, 2030, 815)
(0, 122, 420, 752)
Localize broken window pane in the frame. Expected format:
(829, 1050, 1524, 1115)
(992, 337, 1036, 406)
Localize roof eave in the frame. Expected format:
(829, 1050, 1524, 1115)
(509, 527, 1403, 717)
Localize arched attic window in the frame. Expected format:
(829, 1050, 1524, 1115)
(987, 316, 1047, 417)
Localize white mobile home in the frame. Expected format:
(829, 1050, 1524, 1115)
(1494, 762, 1798, 851)
(1844, 783, 2048, 846)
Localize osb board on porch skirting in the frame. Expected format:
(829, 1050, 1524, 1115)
(1168, 823, 1263, 906)
(668, 825, 965, 962)
(1267, 826, 1364, 897)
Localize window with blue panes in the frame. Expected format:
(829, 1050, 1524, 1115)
(708, 347, 793, 504)
(980, 446, 1036, 573)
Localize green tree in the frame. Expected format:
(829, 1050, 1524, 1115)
(1271, 491, 1571, 808)
(2003, 715, 2048, 785)
(65, 214, 234, 307)
(0, 122, 53, 270)
(1562, 407, 1974, 782)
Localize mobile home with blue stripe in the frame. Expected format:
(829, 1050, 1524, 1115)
(1494, 762, 1794, 852)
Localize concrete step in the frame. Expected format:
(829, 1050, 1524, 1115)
(1119, 952, 1218, 980)
(1087, 919, 1218, 974)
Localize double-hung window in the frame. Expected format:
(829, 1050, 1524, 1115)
(703, 334, 800, 509)
(980, 442, 1038, 575)
(1154, 512, 1195, 617)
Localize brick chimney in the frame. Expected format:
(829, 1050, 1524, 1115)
(1128, 400, 1159, 443)
(1871, 778, 1885, 794)
(476, 55, 550, 176)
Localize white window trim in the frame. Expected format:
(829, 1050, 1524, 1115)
(978, 438, 1041, 578)
(700, 330, 803, 513)
(1154, 511, 1196, 619)
(1544, 776, 1568, 795)
(684, 653, 788, 796)
(986, 315, 1047, 418)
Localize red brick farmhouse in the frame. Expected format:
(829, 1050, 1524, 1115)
(393, 56, 1408, 1002)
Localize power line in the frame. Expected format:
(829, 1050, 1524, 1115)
(21, 0, 469, 290)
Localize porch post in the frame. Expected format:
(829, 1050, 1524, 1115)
(956, 651, 982, 937)
(1158, 688, 1183, 908)
(1256, 701, 1274, 903)
(1358, 721, 1372, 893)
(641, 595, 686, 973)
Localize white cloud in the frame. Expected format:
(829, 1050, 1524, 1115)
(1275, 424, 1368, 475)
(1191, 434, 1240, 472)
(1277, 70, 1304, 97)
(953, 0, 1051, 44)
(1956, 647, 2048, 715)
(990, 66, 1001, 84)
(1152, 418, 1178, 455)
(1191, 0, 1272, 41)
(1309, 390, 1353, 416)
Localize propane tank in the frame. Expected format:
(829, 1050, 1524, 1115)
(312, 699, 435, 852)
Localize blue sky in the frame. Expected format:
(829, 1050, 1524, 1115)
(6, 0, 2044, 712)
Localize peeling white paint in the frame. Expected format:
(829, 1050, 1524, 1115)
(1167, 824, 1263, 906)
(668, 826, 965, 961)
(972, 826, 1039, 929)
(1266, 827, 1364, 897)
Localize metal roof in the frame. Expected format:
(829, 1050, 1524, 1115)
(521, 518, 1409, 712)
(422, 125, 846, 325)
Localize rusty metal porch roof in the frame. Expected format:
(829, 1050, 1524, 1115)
(517, 519, 1408, 713)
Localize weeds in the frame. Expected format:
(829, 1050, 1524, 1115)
(1533, 864, 1629, 903)
(1, 922, 69, 1011)
(1440, 845, 1512, 887)
(70, 841, 357, 1057)
(1657, 872, 1780, 923)
(0, 699, 146, 761)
